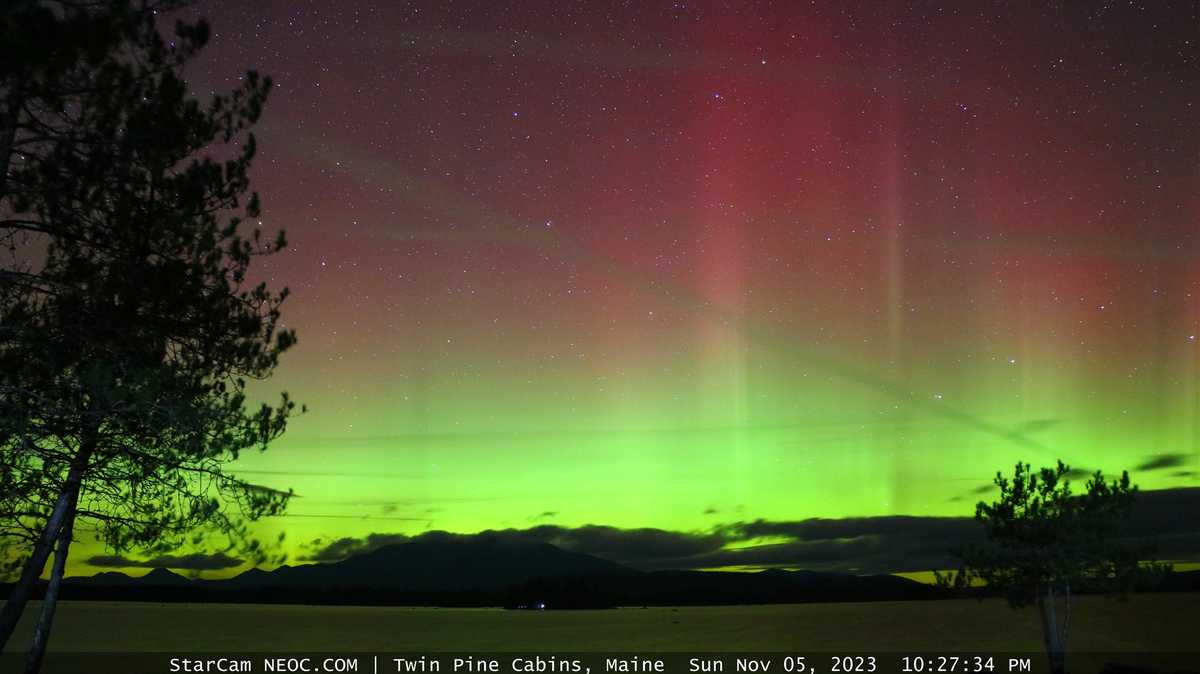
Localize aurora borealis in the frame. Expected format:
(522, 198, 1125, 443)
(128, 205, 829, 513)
(79, 0, 1200, 576)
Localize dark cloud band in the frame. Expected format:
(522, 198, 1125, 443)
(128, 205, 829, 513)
(85, 552, 244, 571)
(297, 487, 1200, 575)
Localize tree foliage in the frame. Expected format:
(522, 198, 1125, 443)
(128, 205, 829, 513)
(937, 461, 1149, 674)
(0, 0, 299, 665)
(939, 461, 1142, 605)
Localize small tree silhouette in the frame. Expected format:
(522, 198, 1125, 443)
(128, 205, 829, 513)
(1, 2, 298, 671)
(937, 461, 1146, 674)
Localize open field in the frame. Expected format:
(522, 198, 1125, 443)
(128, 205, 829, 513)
(3, 594, 1196, 654)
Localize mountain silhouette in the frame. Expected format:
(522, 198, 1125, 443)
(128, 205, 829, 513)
(29, 540, 1196, 608)
(227, 535, 635, 592)
(69, 567, 191, 587)
(142, 568, 192, 586)
(33, 538, 962, 607)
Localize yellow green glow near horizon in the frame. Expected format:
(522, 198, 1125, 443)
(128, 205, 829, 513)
(66, 264, 1200, 576)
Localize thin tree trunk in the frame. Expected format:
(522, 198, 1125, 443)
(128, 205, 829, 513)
(1038, 587, 1066, 674)
(1037, 594, 1052, 672)
(23, 503, 76, 674)
(0, 443, 91, 651)
(1062, 582, 1071, 646)
(0, 489, 71, 651)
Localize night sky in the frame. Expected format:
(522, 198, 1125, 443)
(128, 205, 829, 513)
(83, 0, 1200, 576)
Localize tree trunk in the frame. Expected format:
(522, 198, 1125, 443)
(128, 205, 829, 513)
(23, 503, 76, 674)
(1038, 586, 1067, 674)
(0, 444, 90, 652)
(0, 489, 71, 651)
(1062, 582, 1071, 647)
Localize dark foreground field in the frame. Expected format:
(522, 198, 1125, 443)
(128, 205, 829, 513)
(3, 594, 1196, 653)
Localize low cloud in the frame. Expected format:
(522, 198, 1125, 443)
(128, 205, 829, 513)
(533, 524, 727, 565)
(722, 515, 981, 545)
(705, 515, 986, 573)
(301, 519, 972, 574)
(1137, 454, 1190, 472)
(297, 488, 1200, 575)
(302, 524, 726, 566)
(1063, 467, 1094, 480)
(301, 533, 411, 562)
(86, 552, 244, 571)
